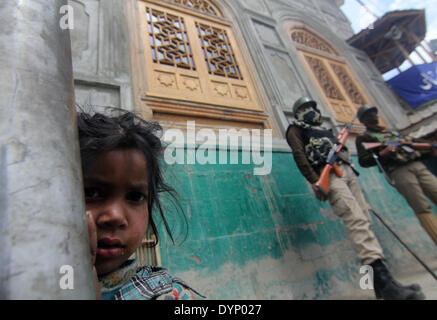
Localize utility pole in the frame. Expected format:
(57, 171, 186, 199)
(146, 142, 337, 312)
(0, 0, 95, 299)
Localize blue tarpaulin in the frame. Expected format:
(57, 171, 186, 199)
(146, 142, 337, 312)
(386, 62, 437, 109)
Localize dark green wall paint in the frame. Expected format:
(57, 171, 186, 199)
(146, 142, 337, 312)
(156, 149, 437, 299)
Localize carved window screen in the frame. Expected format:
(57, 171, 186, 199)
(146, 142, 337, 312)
(146, 8, 195, 70)
(139, 1, 262, 111)
(196, 22, 243, 80)
(329, 62, 366, 105)
(291, 28, 370, 123)
(173, 0, 222, 17)
(304, 55, 344, 102)
(291, 28, 338, 56)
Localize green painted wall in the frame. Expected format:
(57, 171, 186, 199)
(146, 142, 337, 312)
(156, 148, 437, 299)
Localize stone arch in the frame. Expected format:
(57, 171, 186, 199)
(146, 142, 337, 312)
(279, 16, 371, 124)
(277, 10, 350, 59)
(171, 0, 223, 18)
(290, 27, 339, 57)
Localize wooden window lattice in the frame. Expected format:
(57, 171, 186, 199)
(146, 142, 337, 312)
(139, 1, 263, 112)
(330, 63, 366, 105)
(304, 55, 344, 101)
(291, 29, 338, 56)
(146, 7, 196, 70)
(292, 27, 370, 123)
(196, 22, 243, 80)
(146, 7, 243, 79)
(172, 0, 221, 17)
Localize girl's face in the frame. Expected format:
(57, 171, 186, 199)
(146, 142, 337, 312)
(84, 149, 149, 276)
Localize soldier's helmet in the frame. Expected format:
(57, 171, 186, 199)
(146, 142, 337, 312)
(357, 104, 378, 122)
(293, 97, 317, 114)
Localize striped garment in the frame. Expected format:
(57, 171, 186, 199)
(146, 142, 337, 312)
(99, 259, 204, 300)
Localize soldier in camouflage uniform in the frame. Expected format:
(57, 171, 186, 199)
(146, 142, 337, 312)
(286, 97, 424, 300)
(356, 104, 437, 247)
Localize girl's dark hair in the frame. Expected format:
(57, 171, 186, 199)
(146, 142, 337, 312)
(77, 108, 185, 246)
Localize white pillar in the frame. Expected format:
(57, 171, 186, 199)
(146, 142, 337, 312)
(0, 0, 95, 299)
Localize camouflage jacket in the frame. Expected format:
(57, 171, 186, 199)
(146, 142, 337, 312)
(286, 123, 350, 184)
(356, 126, 422, 173)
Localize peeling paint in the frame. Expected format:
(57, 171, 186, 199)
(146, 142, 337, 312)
(159, 150, 437, 299)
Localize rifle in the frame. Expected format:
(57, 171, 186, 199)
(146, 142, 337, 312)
(314, 112, 359, 197)
(372, 153, 395, 186)
(369, 207, 437, 281)
(362, 141, 436, 187)
(362, 141, 437, 151)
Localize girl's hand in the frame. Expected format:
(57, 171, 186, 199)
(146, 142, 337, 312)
(86, 211, 102, 299)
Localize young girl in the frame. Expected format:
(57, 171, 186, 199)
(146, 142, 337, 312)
(77, 109, 202, 300)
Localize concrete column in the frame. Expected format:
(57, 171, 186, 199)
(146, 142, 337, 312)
(0, 1, 95, 299)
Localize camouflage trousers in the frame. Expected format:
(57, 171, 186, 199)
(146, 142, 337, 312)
(328, 163, 384, 265)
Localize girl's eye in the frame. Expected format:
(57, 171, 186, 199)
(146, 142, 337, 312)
(126, 192, 147, 203)
(84, 188, 103, 200)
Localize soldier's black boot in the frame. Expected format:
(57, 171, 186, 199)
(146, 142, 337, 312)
(370, 259, 425, 300)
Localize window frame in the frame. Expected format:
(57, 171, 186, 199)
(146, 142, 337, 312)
(138, 0, 264, 112)
(291, 27, 372, 124)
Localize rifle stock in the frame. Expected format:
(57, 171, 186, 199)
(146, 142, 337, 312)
(313, 112, 358, 197)
(314, 162, 342, 196)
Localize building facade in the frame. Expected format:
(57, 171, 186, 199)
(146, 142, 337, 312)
(70, 0, 437, 299)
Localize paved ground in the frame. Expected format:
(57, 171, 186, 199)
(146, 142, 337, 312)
(333, 257, 437, 300)
(393, 259, 437, 300)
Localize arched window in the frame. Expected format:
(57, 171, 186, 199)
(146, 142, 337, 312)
(136, 0, 266, 128)
(291, 27, 370, 123)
